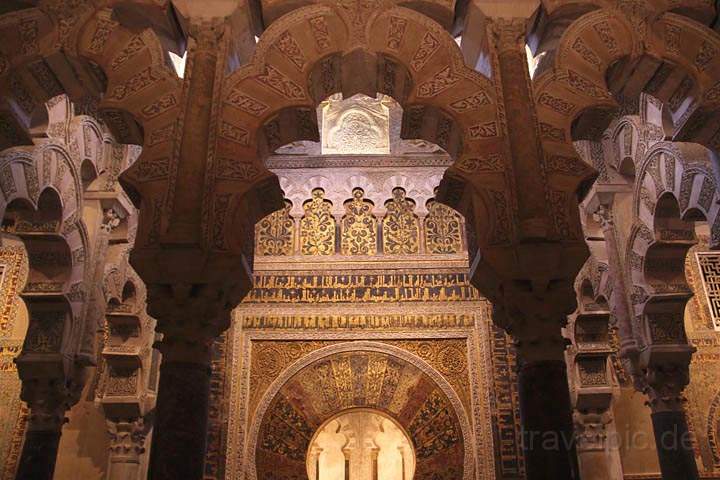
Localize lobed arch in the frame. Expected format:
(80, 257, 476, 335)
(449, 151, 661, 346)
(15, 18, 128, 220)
(254, 0, 461, 35)
(534, 7, 720, 148)
(0, 2, 183, 171)
(193, 2, 512, 264)
(246, 341, 477, 480)
(624, 142, 719, 354)
(0, 147, 93, 360)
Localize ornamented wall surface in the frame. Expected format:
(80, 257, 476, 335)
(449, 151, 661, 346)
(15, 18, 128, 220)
(204, 150, 526, 480)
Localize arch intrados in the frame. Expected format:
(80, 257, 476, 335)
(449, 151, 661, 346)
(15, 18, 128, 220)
(247, 340, 474, 480)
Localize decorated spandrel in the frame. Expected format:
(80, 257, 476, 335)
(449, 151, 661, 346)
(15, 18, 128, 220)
(256, 199, 294, 256)
(425, 199, 463, 254)
(341, 188, 377, 255)
(300, 189, 336, 256)
(383, 188, 419, 254)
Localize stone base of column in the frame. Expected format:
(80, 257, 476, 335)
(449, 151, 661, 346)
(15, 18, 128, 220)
(148, 360, 211, 480)
(16, 429, 62, 480)
(651, 410, 699, 480)
(518, 360, 579, 480)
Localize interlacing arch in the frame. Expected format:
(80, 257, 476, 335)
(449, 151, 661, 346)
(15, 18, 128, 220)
(0, 144, 89, 346)
(200, 2, 509, 255)
(534, 2, 720, 152)
(255, 0, 461, 32)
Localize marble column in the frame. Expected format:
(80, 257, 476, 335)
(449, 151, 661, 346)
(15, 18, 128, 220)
(517, 351, 579, 480)
(148, 339, 213, 480)
(645, 363, 699, 480)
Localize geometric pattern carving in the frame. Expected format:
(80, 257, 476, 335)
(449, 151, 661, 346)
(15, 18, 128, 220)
(425, 200, 463, 254)
(300, 189, 335, 256)
(382, 188, 419, 254)
(256, 200, 293, 256)
(696, 252, 720, 331)
(341, 188, 376, 255)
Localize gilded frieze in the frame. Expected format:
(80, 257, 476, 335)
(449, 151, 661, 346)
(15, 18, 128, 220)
(241, 313, 474, 330)
(244, 273, 480, 303)
(0, 247, 28, 480)
(341, 188, 377, 255)
(0, 247, 25, 337)
(300, 189, 335, 256)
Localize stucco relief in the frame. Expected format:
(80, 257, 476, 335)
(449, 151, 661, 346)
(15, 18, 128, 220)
(322, 94, 390, 155)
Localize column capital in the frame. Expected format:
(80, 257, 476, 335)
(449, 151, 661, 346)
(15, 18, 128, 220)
(488, 17, 529, 52)
(573, 410, 612, 453)
(643, 362, 691, 413)
(107, 419, 149, 461)
(145, 282, 235, 365)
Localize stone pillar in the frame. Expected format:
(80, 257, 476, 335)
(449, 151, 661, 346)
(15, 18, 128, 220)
(371, 447, 379, 480)
(15, 397, 67, 480)
(14, 303, 77, 480)
(376, 213, 385, 254)
(292, 215, 302, 255)
(595, 205, 641, 376)
(567, 310, 623, 480)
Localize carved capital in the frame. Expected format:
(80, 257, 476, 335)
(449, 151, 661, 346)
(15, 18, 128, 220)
(21, 382, 70, 432)
(643, 362, 690, 413)
(489, 18, 528, 53)
(107, 419, 148, 461)
(187, 19, 226, 50)
(594, 204, 614, 231)
(573, 410, 613, 452)
(101, 208, 121, 233)
(145, 282, 235, 365)
(494, 304, 569, 363)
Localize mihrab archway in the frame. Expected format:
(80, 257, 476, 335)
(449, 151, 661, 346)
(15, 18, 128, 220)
(248, 341, 473, 480)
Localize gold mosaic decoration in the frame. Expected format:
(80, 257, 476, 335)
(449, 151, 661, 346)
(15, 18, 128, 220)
(341, 188, 376, 255)
(425, 200, 463, 254)
(300, 189, 335, 256)
(383, 187, 420, 254)
(0, 247, 25, 337)
(0, 246, 28, 479)
(256, 199, 294, 256)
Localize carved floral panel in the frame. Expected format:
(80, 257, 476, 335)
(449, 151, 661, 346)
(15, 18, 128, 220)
(300, 189, 335, 256)
(383, 188, 420, 254)
(341, 188, 376, 255)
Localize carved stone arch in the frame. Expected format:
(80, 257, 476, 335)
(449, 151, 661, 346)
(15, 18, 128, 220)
(534, 9, 637, 141)
(0, 143, 94, 353)
(609, 117, 641, 176)
(212, 3, 505, 263)
(536, 6, 720, 151)
(72, 115, 108, 176)
(0, 3, 189, 256)
(624, 160, 716, 350)
(257, 0, 460, 33)
(247, 341, 476, 480)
